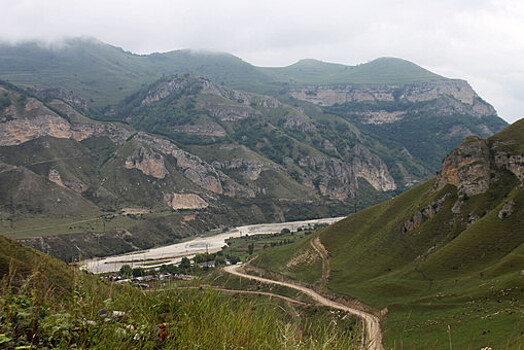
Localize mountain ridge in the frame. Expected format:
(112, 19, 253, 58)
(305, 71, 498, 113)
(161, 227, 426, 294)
(251, 119, 523, 349)
(0, 38, 447, 109)
(0, 39, 509, 263)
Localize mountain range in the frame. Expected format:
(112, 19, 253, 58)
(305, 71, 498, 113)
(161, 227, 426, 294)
(0, 38, 508, 261)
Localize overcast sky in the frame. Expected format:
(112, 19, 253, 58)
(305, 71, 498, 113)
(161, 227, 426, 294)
(0, 0, 522, 123)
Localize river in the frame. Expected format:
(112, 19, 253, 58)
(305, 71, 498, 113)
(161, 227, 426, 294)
(80, 216, 345, 274)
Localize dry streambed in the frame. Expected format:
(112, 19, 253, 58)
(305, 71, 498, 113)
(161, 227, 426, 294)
(80, 216, 344, 273)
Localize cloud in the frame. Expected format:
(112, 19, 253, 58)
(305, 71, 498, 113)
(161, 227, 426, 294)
(0, 0, 522, 122)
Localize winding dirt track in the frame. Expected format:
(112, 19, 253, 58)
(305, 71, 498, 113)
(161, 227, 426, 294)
(178, 286, 310, 306)
(224, 265, 384, 350)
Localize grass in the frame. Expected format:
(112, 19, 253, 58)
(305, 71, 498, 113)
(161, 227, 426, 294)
(253, 233, 324, 285)
(0, 233, 360, 349)
(248, 122, 524, 349)
(259, 57, 444, 86)
(0, 41, 446, 111)
(0, 211, 174, 240)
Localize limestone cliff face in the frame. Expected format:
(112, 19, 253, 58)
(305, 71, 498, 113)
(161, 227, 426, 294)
(199, 79, 281, 110)
(434, 136, 493, 196)
(164, 193, 209, 210)
(70, 123, 131, 144)
(352, 144, 397, 191)
(288, 80, 496, 123)
(129, 132, 254, 198)
(0, 94, 131, 146)
(434, 135, 523, 196)
(0, 98, 72, 146)
(297, 143, 397, 200)
(212, 157, 283, 181)
(139, 76, 280, 123)
(130, 132, 223, 192)
(125, 146, 169, 179)
(140, 79, 189, 107)
(494, 151, 524, 184)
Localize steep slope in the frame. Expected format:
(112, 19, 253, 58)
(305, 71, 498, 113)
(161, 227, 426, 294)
(0, 40, 510, 264)
(113, 75, 406, 201)
(0, 39, 507, 176)
(0, 233, 359, 349)
(0, 82, 353, 261)
(253, 119, 523, 349)
(0, 234, 73, 292)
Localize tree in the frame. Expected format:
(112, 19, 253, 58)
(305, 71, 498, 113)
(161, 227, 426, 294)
(132, 267, 145, 278)
(119, 264, 132, 277)
(248, 243, 254, 255)
(215, 255, 226, 266)
(179, 257, 191, 270)
(228, 256, 240, 265)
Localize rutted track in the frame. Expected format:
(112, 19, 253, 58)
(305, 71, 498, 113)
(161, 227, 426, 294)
(310, 236, 330, 290)
(175, 285, 310, 306)
(224, 265, 383, 350)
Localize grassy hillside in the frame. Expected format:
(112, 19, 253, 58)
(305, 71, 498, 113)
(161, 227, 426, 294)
(252, 120, 524, 349)
(0, 39, 445, 108)
(0, 48, 509, 267)
(0, 234, 359, 349)
(259, 57, 444, 86)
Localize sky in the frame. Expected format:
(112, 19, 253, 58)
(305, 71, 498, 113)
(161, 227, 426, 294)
(0, 0, 522, 123)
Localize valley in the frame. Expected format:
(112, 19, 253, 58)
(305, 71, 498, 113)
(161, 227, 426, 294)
(0, 37, 521, 349)
(250, 119, 523, 349)
(81, 215, 344, 273)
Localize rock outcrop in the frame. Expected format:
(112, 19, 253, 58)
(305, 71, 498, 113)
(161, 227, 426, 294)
(494, 151, 524, 184)
(434, 134, 524, 196)
(288, 80, 496, 122)
(352, 144, 397, 191)
(434, 136, 493, 196)
(128, 132, 255, 198)
(213, 157, 283, 181)
(48, 168, 64, 187)
(0, 98, 72, 146)
(403, 194, 449, 233)
(125, 146, 169, 179)
(165, 193, 209, 210)
(296, 144, 396, 200)
(0, 93, 131, 146)
(31, 87, 89, 111)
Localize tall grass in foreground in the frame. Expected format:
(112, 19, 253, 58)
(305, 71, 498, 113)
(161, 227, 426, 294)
(1, 263, 357, 349)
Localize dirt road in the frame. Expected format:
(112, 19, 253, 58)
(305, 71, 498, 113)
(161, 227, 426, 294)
(224, 265, 383, 350)
(175, 285, 310, 306)
(310, 236, 330, 290)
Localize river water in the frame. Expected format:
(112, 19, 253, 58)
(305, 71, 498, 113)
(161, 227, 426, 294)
(80, 216, 345, 274)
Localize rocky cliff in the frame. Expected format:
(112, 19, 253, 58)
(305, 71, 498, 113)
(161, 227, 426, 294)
(0, 89, 130, 146)
(289, 80, 497, 124)
(434, 134, 523, 196)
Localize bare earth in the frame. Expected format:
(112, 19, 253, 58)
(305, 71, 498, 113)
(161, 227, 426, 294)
(224, 264, 384, 350)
